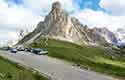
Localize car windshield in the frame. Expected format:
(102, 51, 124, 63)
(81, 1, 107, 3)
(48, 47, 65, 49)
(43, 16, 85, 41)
(34, 48, 43, 51)
(12, 49, 17, 51)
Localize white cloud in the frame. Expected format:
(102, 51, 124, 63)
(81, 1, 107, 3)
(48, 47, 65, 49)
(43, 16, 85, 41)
(0, 30, 18, 45)
(0, 0, 125, 46)
(72, 8, 125, 31)
(0, 3, 42, 30)
(99, 0, 125, 15)
(0, 0, 42, 46)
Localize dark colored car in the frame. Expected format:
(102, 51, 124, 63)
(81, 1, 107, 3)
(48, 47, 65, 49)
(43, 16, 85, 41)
(25, 48, 32, 52)
(10, 48, 18, 53)
(32, 48, 41, 54)
(17, 47, 25, 51)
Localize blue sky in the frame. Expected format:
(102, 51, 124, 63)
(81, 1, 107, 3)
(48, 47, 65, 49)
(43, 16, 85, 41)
(4, 0, 118, 16)
(75, 0, 101, 10)
(3, 0, 125, 17)
(0, 0, 125, 46)
(5, 0, 23, 4)
(12, 0, 101, 10)
(6, 0, 105, 13)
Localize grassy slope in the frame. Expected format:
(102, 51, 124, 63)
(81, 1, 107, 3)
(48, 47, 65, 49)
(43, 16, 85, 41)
(0, 56, 48, 80)
(29, 38, 125, 78)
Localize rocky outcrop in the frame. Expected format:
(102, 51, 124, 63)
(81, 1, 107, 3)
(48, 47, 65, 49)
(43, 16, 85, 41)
(18, 2, 117, 46)
(91, 27, 117, 44)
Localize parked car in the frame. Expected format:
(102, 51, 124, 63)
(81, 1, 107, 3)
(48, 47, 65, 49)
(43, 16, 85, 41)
(25, 48, 32, 52)
(32, 48, 41, 54)
(39, 51, 48, 55)
(17, 47, 25, 51)
(10, 48, 18, 53)
(32, 48, 48, 55)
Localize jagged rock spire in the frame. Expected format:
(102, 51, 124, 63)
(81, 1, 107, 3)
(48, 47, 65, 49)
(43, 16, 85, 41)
(52, 2, 62, 10)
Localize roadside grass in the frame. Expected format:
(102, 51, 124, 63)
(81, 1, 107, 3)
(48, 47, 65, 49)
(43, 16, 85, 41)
(29, 38, 125, 78)
(0, 56, 49, 80)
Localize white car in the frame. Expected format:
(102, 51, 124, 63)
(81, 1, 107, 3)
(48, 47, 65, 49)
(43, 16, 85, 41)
(39, 51, 48, 55)
(32, 48, 48, 55)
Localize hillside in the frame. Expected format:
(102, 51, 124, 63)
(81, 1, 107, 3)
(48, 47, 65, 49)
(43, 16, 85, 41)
(27, 38, 125, 78)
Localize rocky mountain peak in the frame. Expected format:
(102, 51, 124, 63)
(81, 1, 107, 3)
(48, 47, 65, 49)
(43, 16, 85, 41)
(18, 2, 117, 46)
(52, 2, 62, 10)
(45, 2, 67, 25)
(50, 2, 63, 16)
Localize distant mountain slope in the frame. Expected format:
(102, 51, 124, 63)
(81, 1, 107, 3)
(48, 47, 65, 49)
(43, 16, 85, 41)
(18, 2, 117, 46)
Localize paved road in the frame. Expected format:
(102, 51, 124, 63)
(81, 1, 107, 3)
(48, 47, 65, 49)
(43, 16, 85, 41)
(0, 51, 118, 80)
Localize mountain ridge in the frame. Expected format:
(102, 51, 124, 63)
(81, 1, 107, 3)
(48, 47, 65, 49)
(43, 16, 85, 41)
(17, 2, 117, 46)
